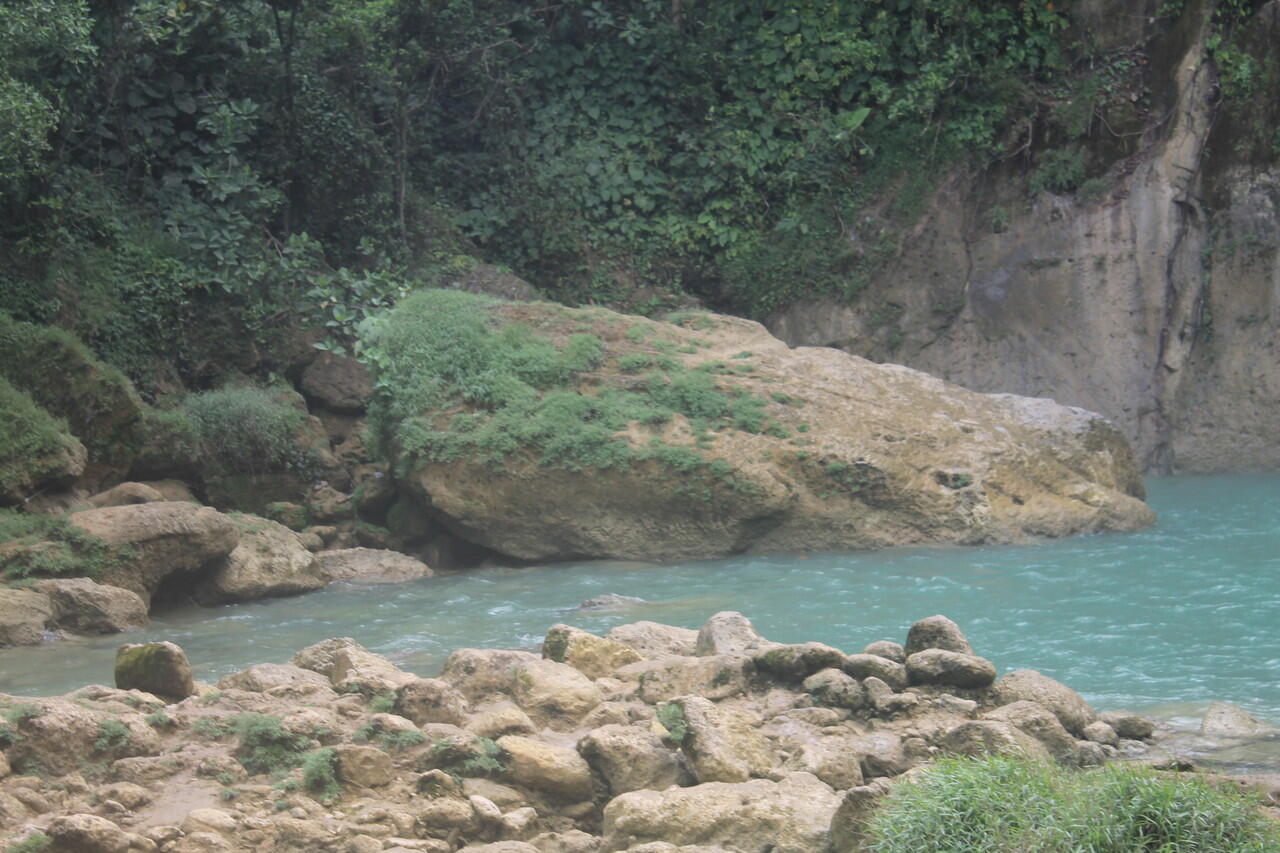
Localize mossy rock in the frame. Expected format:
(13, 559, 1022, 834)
(0, 378, 87, 505)
(264, 501, 310, 531)
(114, 641, 196, 700)
(0, 313, 145, 472)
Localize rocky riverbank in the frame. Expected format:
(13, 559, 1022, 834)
(1, 612, 1271, 853)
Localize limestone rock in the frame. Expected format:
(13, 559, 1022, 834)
(905, 649, 997, 689)
(441, 649, 541, 703)
(1099, 710, 1156, 740)
(802, 668, 865, 711)
(829, 779, 895, 853)
(984, 701, 1079, 764)
(861, 641, 906, 663)
(847, 732, 914, 779)
(196, 516, 325, 604)
(904, 615, 975, 656)
(542, 624, 642, 679)
(5, 699, 159, 776)
(89, 482, 165, 508)
(46, 813, 141, 853)
(752, 642, 846, 682)
(393, 303, 1153, 563)
(335, 744, 394, 787)
(301, 351, 374, 413)
(216, 663, 332, 697)
(69, 502, 239, 601)
(0, 588, 54, 646)
(606, 621, 699, 658)
(497, 735, 594, 803)
(841, 654, 908, 691)
(115, 641, 196, 700)
(626, 655, 749, 704)
(579, 724, 686, 795)
(695, 611, 770, 656)
(316, 547, 432, 584)
(601, 772, 840, 853)
(465, 703, 537, 739)
(34, 578, 147, 635)
(675, 696, 772, 784)
(511, 659, 602, 729)
(1082, 720, 1120, 747)
(396, 678, 469, 726)
(780, 731, 866, 791)
(940, 720, 1052, 762)
(1200, 702, 1279, 737)
(992, 669, 1097, 736)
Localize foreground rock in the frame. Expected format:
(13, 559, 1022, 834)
(0, 612, 1182, 853)
(389, 300, 1153, 563)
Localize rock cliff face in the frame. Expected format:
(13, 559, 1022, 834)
(390, 302, 1152, 563)
(767, 1, 1280, 474)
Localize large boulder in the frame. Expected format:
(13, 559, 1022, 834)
(606, 621, 699, 658)
(983, 701, 1079, 764)
(301, 352, 374, 414)
(315, 548, 432, 584)
(440, 649, 541, 703)
(33, 578, 147, 634)
(601, 772, 841, 853)
(68, 502, 239, 601)
(510, 659, 602, 729)
(904, 615, 975, 656)
(381, 300, 1153, 563)
(290, 637, 414, 694)
(992, 669, 1097, 736)
(695, 612, 771, 657)
(88, 482, 165, 508)
(114, 641, 196, 700)
(904, 649, 997, 689)
(496, 735, 594, 803)
(673, 696, 773, 784)
(1200, 702, 1279, 737)
(0, 588, 54, 646)
(196, 516, 326, 604)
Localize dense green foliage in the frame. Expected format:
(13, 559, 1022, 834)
(865, 755, 1280, 852)
(365, 289, 778, 478)
(0, 378, 77, 502)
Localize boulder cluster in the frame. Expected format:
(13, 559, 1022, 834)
(0, 613, 1162, 853)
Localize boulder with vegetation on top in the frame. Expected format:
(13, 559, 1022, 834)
(365, 291, 1154, 563)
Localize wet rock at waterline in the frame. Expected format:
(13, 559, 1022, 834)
(0, 613, 1228, 853)
(113, 641, 196, 700)
(390, 303, 1154, 563)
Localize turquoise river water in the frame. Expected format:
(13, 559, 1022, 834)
(1, 475, 1277, 739)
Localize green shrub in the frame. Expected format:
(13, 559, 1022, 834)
(93, 719, 131, 752)
(180, 387, 314, 476)
(5, 831, 51, 853)
(655, 702, 688, 745)
(864, 755, 1280, 853)
(1030, 148, 1087, 195)
(0, 378, 80, 503)
(301, 747, 341, 802)
(231, 713, 312, 776)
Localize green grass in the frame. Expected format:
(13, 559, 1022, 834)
(4, 832, 50, 853)
(0, 378, 79, 503)
(93, 719, 131, 752)
(864, 755, 1280, 853)
(180, 387, 315, 477)
(365, 290, 779, 481)
(0, 508, 125, 581)
(231, 713, 312, 777)
(301, 747, 341, 802)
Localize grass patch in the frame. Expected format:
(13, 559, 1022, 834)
(0, 509, 126, 581)
(93, 719, 131, 752)
(5, 832, 50, 853)
(0, 378, 80, 503)
(864, 755, 1280, 852)
(231, 713, 312, 776)
(655, 702, 688, 745)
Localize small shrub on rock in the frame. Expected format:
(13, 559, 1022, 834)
(301, 747, 341, 802)
(231, 713, 311, 776)
(93, 719, 131, 752)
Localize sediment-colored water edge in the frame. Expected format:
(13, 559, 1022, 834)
(1, 475, 1276, 731)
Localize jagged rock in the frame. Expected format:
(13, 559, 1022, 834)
(675, 696, 772, 784)
(89, 482, 165, 508)
(33, 578, 147, 635)
(115, 641, 196, 700)
(542, 624, 643, 678)
(992, 670, 1097, 736)
(780, 730, 866, 791)
(396, 678, 469, 726)
(861, 641, 906, 663)
(391, 303, 1153, 563)
(752, 643, 846, 682)
(1099, 710, 1156, 740)
(511, 659, 602, 729)
(624, 655, 750, 703)
(601, 772, 840, 853)
(216, 663, 332, 697)
(196, 516, 325, 604)
(68, 502, 239, 601)
(841, 654, 909, 691)
(0, 588, 54, 646)
(984, 701, 1079, 764)
(441, 649, 541, 703)
(336, 744, 394, 787)
(940, 720, 1053, 762)
(316, 547, 432, 584)
(606, 622, 699, 658)
(695, 611, 770, 656)
(4, 698, 159, 776)
(497, 735, 594, 803)
(579, 724, 686, 795)
(904, 615, 975, 656)
(905, 649, 997, 689)
(802, 668, 866, 710)
(301, 351, 374, 414)
(1200, 702, 1279, 737)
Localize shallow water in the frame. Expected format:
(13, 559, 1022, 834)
(2, 475, 1277, 740)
